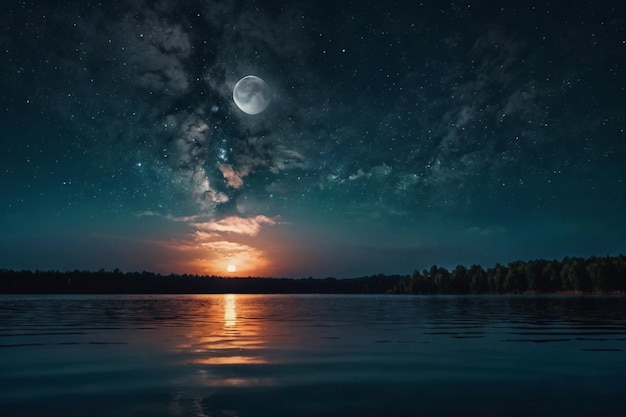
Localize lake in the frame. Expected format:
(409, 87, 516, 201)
(1, 294, 625, 416)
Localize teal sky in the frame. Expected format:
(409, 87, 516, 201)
(1, 0, 625, 277)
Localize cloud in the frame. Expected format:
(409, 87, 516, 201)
(364, 25, 546, 212)
(219, 164, 251, 189)
(137, 210, 211, 224)
(464, 225, 506, 237)
(137, 210, 161, 218)
(193, 231, 220, 241)
(157, 211, 278, 275)
(193, 215, 276, 236)
(162, 110, 230, 210)
(70, 3, 233, 214)
(229, 136, 309, 181)
(268, 146, 308, 173)
(348, 169, 366, 181)
(327, 163, 392, 185)
(502, 87, 540, 120)
(31, 1, 317, 216)
(115, 2, 315, 208)
(117, 10, 192, 97)
(142, 211, 278, 241)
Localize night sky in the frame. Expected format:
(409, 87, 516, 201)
(1, 1, 625, 278)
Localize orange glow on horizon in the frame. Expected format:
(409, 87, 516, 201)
(187, 256, 269, 277)
(144, 211, 298, 277)
(155, 230, 294, 277)
(161, 239, 274, 277)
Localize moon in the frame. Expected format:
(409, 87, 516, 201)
(233, 75, 272, 115)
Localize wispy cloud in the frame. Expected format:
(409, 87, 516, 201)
(147, 212, 278, 275)
(140, 210, 278, 237)
(327, 163, 392, 185)
(136, 211, 207, 223)
(116, 10, 192, 97)
(193, 215, 276, 236)
(143, 210, 279, 274)
(464, 225, 506, 237)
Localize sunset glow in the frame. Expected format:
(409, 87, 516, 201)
(156, 230, 274, 276)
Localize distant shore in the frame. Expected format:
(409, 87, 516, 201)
(2, 254, 625, 295)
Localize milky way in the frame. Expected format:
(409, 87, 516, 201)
(1, 1, 625, 277)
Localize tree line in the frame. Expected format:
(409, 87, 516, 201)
(391, 255, 626, 294)
(0, 254, 624, 294)
(0, 268, 404, 294)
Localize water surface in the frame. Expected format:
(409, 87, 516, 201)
(1, 294, 625, 416)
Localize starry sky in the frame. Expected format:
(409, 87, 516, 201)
(1, 0, 625, 278)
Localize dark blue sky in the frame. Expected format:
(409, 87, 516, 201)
(1, 0, 625, 277)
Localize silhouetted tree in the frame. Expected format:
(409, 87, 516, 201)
(2, 254, 626, 295)
(469, 264, 488, 294)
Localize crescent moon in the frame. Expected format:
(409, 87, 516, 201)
(233, 75, 272, 115)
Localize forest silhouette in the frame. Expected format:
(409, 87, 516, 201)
(1, 255, 625, 294)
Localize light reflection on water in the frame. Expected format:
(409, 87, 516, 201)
(224, 293, 236, 327)
(0, 294, 625, 416)
(174, 294, 270, 369)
